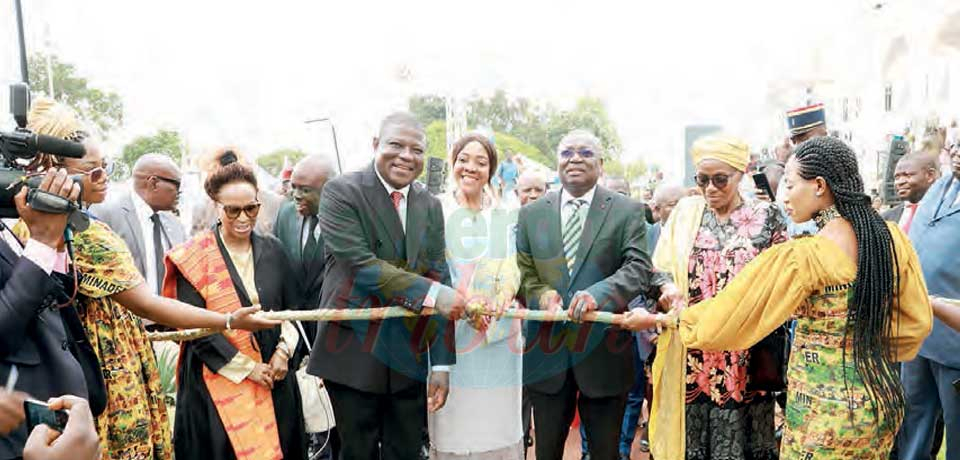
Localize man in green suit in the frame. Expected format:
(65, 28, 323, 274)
(273, 154, 338, 458)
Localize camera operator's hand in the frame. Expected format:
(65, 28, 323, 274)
(23, 396, 100, 460)
(16, 168, 81, 248)
(0, 390, 29, 435)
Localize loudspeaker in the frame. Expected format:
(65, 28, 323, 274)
(882, 138, 909, 204)
(426, 157, 447, 196)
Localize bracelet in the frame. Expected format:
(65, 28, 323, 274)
(225, 312, 234, 331)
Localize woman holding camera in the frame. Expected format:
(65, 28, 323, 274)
(19, 98, 278, 459)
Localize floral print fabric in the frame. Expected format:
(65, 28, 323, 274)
(684, 199, 787, 459)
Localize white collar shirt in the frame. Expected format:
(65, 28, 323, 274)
(131, 191, 164, 293)
(374, 165, 411, 232)
(560, 185, 597, 228)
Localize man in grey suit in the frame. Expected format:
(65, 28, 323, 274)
(90, 154, 186, 297)
(516, 130, 679, 460)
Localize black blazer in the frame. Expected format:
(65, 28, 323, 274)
(307, 163, 453, 394)
(516, 186, 666, 398)
(0, 240, 91, 460)
(882, 203, 905, 223)
(171, 229, 306, 460)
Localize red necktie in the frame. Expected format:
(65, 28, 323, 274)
(903, 203, 918, 234)
(390, 191, 403, 210)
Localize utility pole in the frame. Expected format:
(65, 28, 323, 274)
(14, 0, 29, 83)
(304, 117, 343, 174)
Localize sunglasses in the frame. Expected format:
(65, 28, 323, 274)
(68, 162, 114, 183)
(559, 148, 597, 159)
(695, 173, 732, 189)
(152, 175, 182, 190)
(219, 202, 261, 219)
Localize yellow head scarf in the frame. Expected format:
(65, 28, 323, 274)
(691, 135, 750, 172)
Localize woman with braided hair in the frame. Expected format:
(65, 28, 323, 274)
(628, 136, 933, 459)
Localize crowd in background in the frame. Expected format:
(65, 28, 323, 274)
(0, 96, 958, 460)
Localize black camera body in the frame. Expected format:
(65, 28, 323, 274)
(0, 83, 88, 228)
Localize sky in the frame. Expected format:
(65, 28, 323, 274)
(0, 0, 950, 176)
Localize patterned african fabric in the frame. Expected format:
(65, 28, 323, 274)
(163, 230, 283, 460)
(72, 220, 172, 459)
(651, 222, 932, 460)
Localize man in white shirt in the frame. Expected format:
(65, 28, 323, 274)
(90, 154, 186, 326)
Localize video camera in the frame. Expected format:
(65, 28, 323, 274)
(0, 83, 88, 230)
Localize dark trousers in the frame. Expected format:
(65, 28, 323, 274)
(530, 369, 627, 460)
(580, 346, 646, 457)
(325, 380, 425, 460)
(898, 356, 959, 460)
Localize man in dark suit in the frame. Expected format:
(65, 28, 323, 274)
(307, 112, 466, 460)
(0, 169, 90, 460)
(272, 154, 337, 459)
(274, 155, 336, 318)
(517, 130, 677, 460)
(881, 152, 939, 231)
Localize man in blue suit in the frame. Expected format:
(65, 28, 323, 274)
(899, 146, 960, 460)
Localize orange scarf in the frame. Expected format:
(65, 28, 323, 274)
(163, 231, 282, 460)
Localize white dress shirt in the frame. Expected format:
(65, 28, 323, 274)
(300, 214, 322, 250)
(374, 166, 411, 231)
(560, 185, 597, 228)
(131, 191, 165, 294)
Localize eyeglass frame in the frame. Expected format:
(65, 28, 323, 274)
(66, 161, 114, 183)
(218, 201, 262, 220)
(559, 148, 598, 160)
(694, 172, 737, 189)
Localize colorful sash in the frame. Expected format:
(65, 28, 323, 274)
(162, 231, 282, 460)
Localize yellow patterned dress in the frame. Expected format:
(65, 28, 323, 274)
(19, 219, 172, 459)
(652, 222, 932, 460)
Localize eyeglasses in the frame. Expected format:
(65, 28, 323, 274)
(68, 161, 114, 183)
(695, 173, 732, 189)
(559, 148, 597, 159)
(219, 202, 261, 219)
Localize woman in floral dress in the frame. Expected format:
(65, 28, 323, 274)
(651, 136, 786, 459)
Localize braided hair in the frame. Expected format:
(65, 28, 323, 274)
(792, 136, 903, 430)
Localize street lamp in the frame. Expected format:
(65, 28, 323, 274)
(304, 117, 343, 174)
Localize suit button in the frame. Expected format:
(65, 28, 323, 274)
(61, 341, 70, 351)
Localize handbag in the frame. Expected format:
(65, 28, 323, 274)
(294, 321, 336, 433)
(746, 322, 790, 393)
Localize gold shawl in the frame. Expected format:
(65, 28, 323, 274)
(649, 195, 705, 460)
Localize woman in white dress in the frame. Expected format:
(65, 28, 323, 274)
(428, 134, 524, 460)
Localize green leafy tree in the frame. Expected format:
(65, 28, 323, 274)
(409, 95, 446, 125)
(465, 92, 621, 168)
(119, 130, 184, 179)
(28, 53, 124, 133)
(491, 132, 550, 167)
(604, 157, 648, 183)
(257, 148, 307, 176)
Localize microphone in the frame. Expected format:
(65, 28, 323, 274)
(29, 133, 86, 159)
